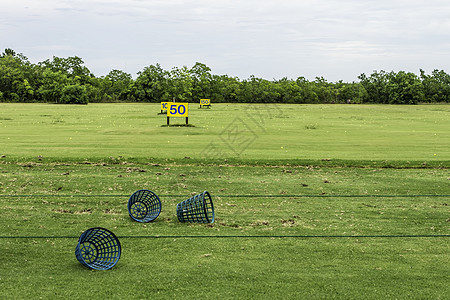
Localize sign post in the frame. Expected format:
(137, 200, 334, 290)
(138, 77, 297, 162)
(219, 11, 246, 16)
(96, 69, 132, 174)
(167, 102, 189, 125)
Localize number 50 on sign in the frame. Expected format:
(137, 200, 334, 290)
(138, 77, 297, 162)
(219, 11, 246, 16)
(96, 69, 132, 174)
(168, 103, 189, 117)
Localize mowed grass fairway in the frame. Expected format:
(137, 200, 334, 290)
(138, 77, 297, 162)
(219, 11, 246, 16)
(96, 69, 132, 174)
(1, 103, 449, 161)
(0, 103, 449, 299)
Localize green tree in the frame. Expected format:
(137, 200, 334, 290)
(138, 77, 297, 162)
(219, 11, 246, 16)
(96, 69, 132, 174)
(420, 69, 450, 103)
(105, 69, 132, 100)
(312, 77, 334, 103)
(210, 74, 241, 103)
(190, 62, 212, 101)
(386, 71, 424, 104)
(36, 69, 69, 102)
(133, 64, 169, 102)
(60, 84, 89, 104)
(84, 77, 104, 102)
(295, 77, 318, 103)
(358, 71, 391, 103)
(0, 49, 35, 102)
(276, 78, 303, 103)
(39, 56, 93, 83)
(334, 81, 362, 103)
(167, 66, 193, 102)
(239, 76, 281, 103)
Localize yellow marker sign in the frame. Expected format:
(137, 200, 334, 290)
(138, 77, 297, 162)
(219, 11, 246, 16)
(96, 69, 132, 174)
(161, 102, 171, 111)
(200, 99, 210, 105)
(167, 103, 189, 117)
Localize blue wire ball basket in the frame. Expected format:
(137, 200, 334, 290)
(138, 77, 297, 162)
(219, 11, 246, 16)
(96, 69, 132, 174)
(176, 191, 215, 223)
(75, 227, 121, 270)
(127, 189, 162, 223)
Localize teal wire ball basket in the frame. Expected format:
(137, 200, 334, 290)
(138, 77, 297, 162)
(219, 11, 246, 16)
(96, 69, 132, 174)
(75, 227, 121, 270)
(176, 191, 215, 223)
(128, 189, 162, 223)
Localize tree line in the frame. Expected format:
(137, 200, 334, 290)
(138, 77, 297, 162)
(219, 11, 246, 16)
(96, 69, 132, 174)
(1, 48, 450, 104)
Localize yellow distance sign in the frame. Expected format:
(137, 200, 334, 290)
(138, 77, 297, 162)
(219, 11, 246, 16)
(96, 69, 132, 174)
(161, 102, 171, 111)
(200, 99, 210, 105)
(167, 103, 189, 117)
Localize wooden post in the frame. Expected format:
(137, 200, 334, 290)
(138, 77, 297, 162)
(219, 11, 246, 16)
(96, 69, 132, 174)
(186, 117, 188, 125)
(167, 116, 170, 126)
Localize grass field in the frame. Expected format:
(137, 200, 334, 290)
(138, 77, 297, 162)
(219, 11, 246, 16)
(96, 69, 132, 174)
(1, 103, 449, 162)
(0, 103, 449, 299)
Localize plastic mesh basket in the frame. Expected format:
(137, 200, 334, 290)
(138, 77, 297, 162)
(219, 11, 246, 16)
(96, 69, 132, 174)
(75, 227, 121, 270)
(127, 189, 162, 223)
(176, 191, 215, 223)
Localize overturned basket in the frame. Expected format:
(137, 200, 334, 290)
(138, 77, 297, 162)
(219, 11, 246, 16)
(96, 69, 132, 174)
(176, 191, 215, 223)
(75, 227, 121, 270)
(127, 189, 162, 223)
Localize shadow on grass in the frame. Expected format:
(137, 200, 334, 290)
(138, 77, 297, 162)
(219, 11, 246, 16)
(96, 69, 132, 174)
(160, 124, 196, 127)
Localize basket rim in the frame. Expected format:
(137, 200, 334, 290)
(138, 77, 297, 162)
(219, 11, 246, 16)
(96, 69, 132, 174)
(202, 191, 215, 223)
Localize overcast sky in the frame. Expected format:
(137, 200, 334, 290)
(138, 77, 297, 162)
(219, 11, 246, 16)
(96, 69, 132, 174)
(2, 0, 450, 81)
